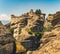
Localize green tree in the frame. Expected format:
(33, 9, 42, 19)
(35, 9, 41, 15)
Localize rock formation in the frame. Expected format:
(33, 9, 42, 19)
(28, 11, 60, 54)
(44, 11, 60, 30)
(10, 9, 45, 53)
(30, 28, 60, 54)
(1, 10, 60, 54)
(0, 21, 16, 54)
(5, 22, 10, 29)
(10, 9, 45, 41)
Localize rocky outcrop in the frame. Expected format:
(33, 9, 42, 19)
(10, 9, 45, 53)
(30, 28, 60, 54)
(0, 34, 16, 54)
(0, 22, 16, 54)
(0, 21, 10, 35)
(11, 9, 45, 42)
(28, 11, 60, 54)
(1, 10, 60, 54)
(5, 22, 10, 29)
(17, 13, 45, 41)
(44, 11, 60, 30)
(21, 36, 40, 51)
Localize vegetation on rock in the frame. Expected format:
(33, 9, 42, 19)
(27, 29, 33, 34)
(43, 27, 51, 32)
(10, 28, 14, 34)
(35, 9, 41, 15)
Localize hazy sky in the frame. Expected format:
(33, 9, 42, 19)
(0, 0, 60, 24)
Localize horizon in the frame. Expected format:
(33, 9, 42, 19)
(0, 0, 60, 24)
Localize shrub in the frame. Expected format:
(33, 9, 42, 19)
(34, 32, 43, 37)
(28, 29, 32, 34)
(34, 32, 43, 40)
(10, 28, 14, 34)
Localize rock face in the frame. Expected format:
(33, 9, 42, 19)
(0, 21, 16, 54)
(21, 36, 40, 51)
(10, 9, 45, 53)
(1, 10, 60, 54)
(10, 9, 45, 41)
(0, 21, 10, 35)
(5, 22, 10, 30)
(44, 11, 60, 30)
(31, 28, 60, 54)
(29, 11, 60, 54)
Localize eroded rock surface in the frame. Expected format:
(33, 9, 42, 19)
(29, 11, 60, 54)
(0, 22, 16, 54)
(44, 11, 60, 30)
(31, 28, 60, 54)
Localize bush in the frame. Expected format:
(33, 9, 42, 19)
(34, 32, 43, 40)
(34, 32, 43, 37)
(10, 28, 14, 34)
(28, 29, 32, 34)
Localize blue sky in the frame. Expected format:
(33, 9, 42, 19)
(0, 0, 60, 24)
